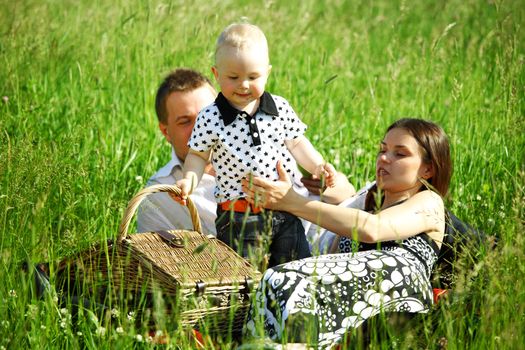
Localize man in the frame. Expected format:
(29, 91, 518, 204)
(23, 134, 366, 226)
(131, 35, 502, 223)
(137, 69, 218, 235)
(137, 68, 359, 251)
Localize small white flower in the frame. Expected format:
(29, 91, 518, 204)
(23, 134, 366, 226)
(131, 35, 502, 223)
(155, 329, 163, 337)
(76, 331, 83, 336)
(26, 304, 39, 319)
(41, 325, 46, 330)
(146, 336, 153, 343)
(476, 194, 482, 201)
(1, 345, 6, 350)
(135, 176, 143, 182)
(8, 289, 17, 298)
(60, 321, 67, 329)
(127, 311, 135, 321)
(52, 296, 59, 303)
(2, 96, 8, 103)
(111, 308, 119, 318)
(116, 326, 124, 334)
(60, 308, 68, 316)
(135, 334, 143, 342)
(96, 327, 106, 336)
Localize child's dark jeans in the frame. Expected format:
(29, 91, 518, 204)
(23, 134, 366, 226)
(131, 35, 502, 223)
(215, 207, 311, 267)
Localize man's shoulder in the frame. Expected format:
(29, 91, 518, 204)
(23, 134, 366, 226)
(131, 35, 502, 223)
(147, 161, 179, 185)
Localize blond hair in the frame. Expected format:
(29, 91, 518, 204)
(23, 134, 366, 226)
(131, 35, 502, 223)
(215, 23, 269, 63)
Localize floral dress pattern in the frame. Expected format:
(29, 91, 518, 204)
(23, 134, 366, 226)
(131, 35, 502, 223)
(245, 234, 440, 349)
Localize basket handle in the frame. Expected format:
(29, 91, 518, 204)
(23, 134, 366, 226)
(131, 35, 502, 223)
(118, 184, 203, 242)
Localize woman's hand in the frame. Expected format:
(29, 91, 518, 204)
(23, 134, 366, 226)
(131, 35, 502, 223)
(241, 161, 296, 211)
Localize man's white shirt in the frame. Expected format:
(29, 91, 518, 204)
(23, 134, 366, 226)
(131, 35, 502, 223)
(137, 148, 217, 235)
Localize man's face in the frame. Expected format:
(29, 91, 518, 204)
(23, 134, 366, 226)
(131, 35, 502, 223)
(159, 84, 216, 161)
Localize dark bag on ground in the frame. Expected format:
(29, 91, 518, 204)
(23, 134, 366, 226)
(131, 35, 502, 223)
(434, 209, 492, 288)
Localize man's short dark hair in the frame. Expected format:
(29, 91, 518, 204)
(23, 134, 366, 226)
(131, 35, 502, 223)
(155, 68, 214, 123)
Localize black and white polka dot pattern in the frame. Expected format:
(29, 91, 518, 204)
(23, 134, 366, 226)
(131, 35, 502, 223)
(189, 92, 306, 202)
(246, 233, 440, 349)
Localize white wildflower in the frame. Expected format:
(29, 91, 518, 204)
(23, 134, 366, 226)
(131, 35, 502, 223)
(96, 327, 106, 337)
(135, 334, 143, 342)
(111, 308, 119, 318)
(26, 304, 39, 319)
(52, 296, 59, 303)
(127, 311, 135, 321)
(60, 321, 67, 329)
(77, 331, 83, 336)
(41, 325, 46, 330)
(135, 175, 143, 182)
(8, 289, 17, 298)
(60, 308, 68, 316)
(116, 326, 124, 334)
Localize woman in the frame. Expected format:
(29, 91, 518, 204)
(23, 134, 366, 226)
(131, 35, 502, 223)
(241, 118, 452, 348)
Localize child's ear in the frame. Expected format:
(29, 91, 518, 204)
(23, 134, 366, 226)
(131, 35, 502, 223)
(211, 66, 219, 80)
(267, 64, 272, 75)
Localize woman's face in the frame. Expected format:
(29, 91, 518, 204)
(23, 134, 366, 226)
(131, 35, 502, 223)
(376, 127, 433, 194)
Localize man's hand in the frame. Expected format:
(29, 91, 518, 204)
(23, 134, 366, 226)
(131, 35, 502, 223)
(302, 171, 356, 205)
(300, 175, 325, 196)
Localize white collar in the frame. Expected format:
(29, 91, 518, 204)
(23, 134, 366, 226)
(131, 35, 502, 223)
(154, 148, 183, 178)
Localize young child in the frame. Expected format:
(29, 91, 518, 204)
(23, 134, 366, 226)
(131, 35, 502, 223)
(177, 23, 336, 267)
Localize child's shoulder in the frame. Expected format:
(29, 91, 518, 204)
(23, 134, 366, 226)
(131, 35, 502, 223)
(266, 92, 291, 107)
(197, 100, 219, 116)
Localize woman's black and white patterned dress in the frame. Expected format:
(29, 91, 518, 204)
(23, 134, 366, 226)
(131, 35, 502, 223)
(245, 233, 440, 348)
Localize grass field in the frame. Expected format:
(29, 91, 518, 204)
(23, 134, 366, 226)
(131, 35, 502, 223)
(1, 0, 524, 348)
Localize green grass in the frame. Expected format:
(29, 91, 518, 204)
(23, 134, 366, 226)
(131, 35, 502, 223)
(1, 0, 524, 348)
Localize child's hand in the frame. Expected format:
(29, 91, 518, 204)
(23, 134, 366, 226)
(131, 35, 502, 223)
(314, 162, 337, 188)
(174, 179, 194, 206)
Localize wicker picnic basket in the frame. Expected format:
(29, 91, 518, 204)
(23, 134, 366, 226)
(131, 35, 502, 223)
(56, 184, 261, 333)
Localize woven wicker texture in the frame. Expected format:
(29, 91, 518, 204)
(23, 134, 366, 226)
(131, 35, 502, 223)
(118, 184, 258, 289)
(57, 184, 261, 332)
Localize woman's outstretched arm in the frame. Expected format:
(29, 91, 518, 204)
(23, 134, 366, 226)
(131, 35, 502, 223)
(242, 161, 444, 244)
